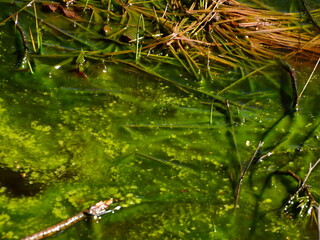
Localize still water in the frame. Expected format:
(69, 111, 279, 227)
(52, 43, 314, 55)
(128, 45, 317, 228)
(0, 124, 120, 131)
(0, 0, 320, 239)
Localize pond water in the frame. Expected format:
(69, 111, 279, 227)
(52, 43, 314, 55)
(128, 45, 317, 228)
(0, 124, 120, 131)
(0, 0, 320, 239)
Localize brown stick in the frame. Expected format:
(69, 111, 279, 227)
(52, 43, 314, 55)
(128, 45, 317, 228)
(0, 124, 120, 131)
(22, 199, 114, 240)
(285, 158, 320, 209)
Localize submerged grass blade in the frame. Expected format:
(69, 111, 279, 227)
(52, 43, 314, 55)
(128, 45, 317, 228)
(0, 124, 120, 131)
(32, 1, 41, 53)
(177, 41, 200, 79)
(0, 0, 34, 25)
(135, 14, 145, 61)
(217, 64, 271, 95)
(168, 45, 193, 75)
(136, 153, 194, 170)
(29, 28, 36, 52)
(234, 141, 264, 209)
(23, 8, 95, 49)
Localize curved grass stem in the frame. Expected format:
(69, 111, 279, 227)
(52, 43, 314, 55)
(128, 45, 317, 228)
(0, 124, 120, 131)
(297, 57, 320, 107)
(234, 141, 265, 209)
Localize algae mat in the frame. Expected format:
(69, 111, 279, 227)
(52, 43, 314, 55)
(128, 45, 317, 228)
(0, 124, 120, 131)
(0, 0, 320, 239)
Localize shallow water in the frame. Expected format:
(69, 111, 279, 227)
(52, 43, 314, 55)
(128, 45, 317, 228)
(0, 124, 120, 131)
(0, 1, 320, 239)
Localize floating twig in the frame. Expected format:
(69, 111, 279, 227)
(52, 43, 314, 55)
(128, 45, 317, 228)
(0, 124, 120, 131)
(297, 57, 320, 107)
(284, 158, 320, 213)
(22, 198, 120, 240)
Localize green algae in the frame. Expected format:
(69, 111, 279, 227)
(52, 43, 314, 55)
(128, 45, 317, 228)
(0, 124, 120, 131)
(0, 0, 320, 239)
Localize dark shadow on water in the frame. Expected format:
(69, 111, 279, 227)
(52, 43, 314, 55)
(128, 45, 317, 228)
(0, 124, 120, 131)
(0, 166, 43, 197)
